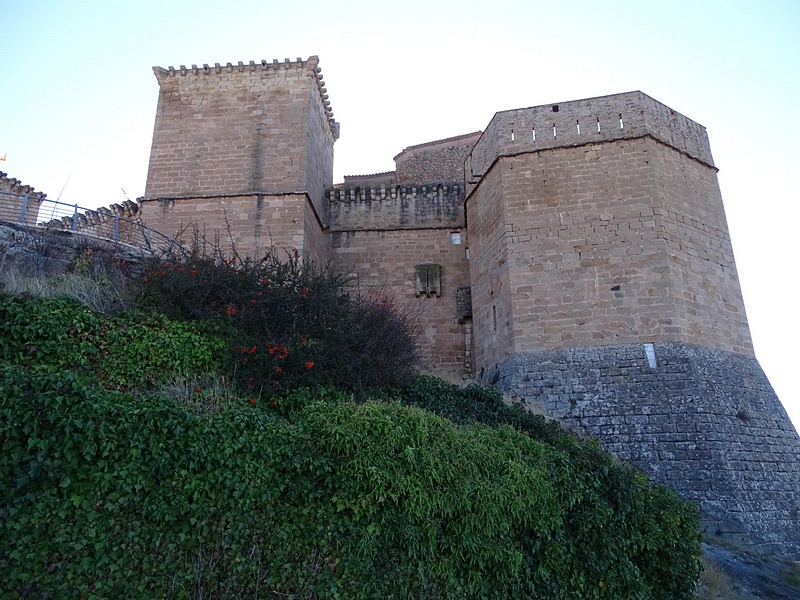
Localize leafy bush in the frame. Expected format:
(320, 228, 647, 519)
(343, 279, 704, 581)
(0, 281, 702, 598)
(0, 367, 701, 599)
(396, 375, 564, 439)
(135, 249, 420, 396)
(393, 376, 704, 597)
(0, 293, 226, 389)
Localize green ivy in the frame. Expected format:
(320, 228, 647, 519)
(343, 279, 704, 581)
(0, 294, 226, 390)
(0, 368, 701, 599)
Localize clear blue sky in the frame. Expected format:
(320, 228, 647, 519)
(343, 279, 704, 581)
(2, 0, 798, 425)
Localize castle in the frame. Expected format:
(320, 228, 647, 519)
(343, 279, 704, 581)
(12, 56, 799, 554)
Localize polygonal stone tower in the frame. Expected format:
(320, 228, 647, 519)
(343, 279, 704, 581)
(141, 56, 338, 263)
(467, 92, 800, 554)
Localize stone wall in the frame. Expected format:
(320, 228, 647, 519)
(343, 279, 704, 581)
(465, 136, 751, 370)
(0, 220, 145, 282)
(0, 171, 46, 226)
(45, 62, 798, 558)
(395, 132, 481, 184)
(144, 57, 338, 218)
(137, 193, 314, 260)
(328, 184, 471, 378)
(651, 140, 751, 354)
(303, 199, 328, 266)
(305, 74, 338, 217)
(343, 171, 396, 187)
(50, 200, 153, 247)
(462, 163, 515, 369)
(478, 342, 800, 556)
(329, 226, 471, 378)
(467, 91, 714, 190)
(328, 184, 464, 231)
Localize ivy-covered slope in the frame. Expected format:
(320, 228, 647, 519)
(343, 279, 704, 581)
(0, 293, 702, 599)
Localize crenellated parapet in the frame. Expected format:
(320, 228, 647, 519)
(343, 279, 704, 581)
(466, 91, 714, 189)
(43, 199, 143, 231)
(152, 55, 339, 141)
(327, 183, 465, 231)
(0, 172, 48, 225)
(146, 55, 338, 218)
(38, 198, 163, 249)
(0, 172, 47, 199)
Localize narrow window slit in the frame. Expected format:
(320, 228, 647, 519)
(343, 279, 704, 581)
(511, 130, 515, 141)
(553, 124, 557, 138)
(596, 117, 601, 133)
(644, 343, 657, 368)
(532, 127, 536, 142)
(576, 120, 581, 135)
(619, 114, 624, 129)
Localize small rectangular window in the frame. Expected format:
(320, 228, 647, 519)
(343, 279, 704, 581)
(644, 343, 657, 368)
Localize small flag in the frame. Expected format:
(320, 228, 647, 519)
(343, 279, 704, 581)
(0, 154, 6, 161)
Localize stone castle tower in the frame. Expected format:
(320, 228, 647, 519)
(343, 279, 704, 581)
(141, 56, 800, 555)
(142, 57, 337, 265)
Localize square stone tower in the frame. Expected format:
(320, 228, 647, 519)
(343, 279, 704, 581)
(141, 57, 338, 262)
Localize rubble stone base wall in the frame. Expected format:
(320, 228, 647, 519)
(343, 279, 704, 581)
(478, 341, 800, 555)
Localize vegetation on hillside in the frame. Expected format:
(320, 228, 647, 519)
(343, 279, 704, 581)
(136, 249, 420, 396)
(0, 249, 702, 599)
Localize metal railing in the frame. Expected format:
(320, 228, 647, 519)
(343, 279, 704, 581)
(0, 190, 182, 255)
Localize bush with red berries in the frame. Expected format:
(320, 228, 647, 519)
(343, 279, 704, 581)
(136, 248, 420, 396)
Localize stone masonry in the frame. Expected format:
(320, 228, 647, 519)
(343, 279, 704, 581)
(114, 57, 800, 555)
(141, 57, 337, 266)
(478, 343, 800, 555)
(0, 171, 46, 227)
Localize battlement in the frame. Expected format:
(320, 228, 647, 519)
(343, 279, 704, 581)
(152, 55, 339, 142)
(328, 183, 463, 203)
(146, 55, 338, 211)
(0, 172, 47, 226)
(328, 183, 465, 231)
(467, 91, 714, 186)
(45, 199, 142, 230)
(0, 171, 47, 199)
(5, 58, 798, 555)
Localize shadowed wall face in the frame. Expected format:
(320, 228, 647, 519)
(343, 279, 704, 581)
(394, 132, 481, 184)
